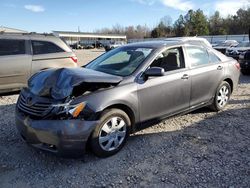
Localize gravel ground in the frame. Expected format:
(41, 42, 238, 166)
(74, 49, 105, 66)
(0, 50, 249, 187)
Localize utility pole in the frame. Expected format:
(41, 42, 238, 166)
(78, 26, 80, 45)
(249, 27, 250, 41)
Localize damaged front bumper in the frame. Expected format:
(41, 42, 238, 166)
(15, 109, 99, 157)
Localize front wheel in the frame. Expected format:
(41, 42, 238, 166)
(210, 81, 231, 111)
(90, 109, 130, 157)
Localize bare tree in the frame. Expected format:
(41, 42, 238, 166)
(160, 15, 172, 27)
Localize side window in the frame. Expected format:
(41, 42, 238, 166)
(186, 46, 209, 67)
(150, 47, 185, 72)
(0, 39, 25, 56)
(208, 51, 221, 63)
(32, 40, 64, 55)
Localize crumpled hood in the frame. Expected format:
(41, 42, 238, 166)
(28, 68, 123, 99)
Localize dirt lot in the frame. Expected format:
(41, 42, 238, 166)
(74, 49, 105, 66)
(0, 50, 249, 187)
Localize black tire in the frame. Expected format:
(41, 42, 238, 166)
(210, 81, 231, 111)
(90, 109, 131, 157)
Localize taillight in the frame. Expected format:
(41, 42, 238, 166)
(235, 62, 240, 70)
(70, 56, 78, 64)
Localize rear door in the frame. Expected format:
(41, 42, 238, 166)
(0, 39, 32, 92)
(184, 45, 225, 108)
(31, 40, 76, 75)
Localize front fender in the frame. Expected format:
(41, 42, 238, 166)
(71, 83, 140, 123)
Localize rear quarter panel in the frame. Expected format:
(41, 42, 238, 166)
(214, 49, 240, 92)
(224, 59, 240, 92)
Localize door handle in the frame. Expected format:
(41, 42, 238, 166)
(217, 66, 223, 70)
(181, 74, 189, 80)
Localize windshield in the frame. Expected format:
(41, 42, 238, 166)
(237, 42, 250, 47)
(86, 46, 154, 76)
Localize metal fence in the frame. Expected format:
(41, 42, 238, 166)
(128, 34, 249, 44)
(200, 35, 249, 43)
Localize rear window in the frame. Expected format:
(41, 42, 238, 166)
(32, 40, 64, 55)
(186, 46, 209, 67)
(209, 51, 221, 63)
(0, 39, 25, 56)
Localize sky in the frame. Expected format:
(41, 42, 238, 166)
(0, 0, 249, 33)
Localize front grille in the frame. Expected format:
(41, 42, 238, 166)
(18, 92, 53, 117)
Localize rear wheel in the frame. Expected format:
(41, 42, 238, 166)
(90, 109, 130, 157)
(210, 81, 231, 111)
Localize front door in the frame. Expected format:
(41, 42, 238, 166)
(137, 47, 191, 122)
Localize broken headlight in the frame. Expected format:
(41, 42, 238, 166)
(52, 102, 86, 118)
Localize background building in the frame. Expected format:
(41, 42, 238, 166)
(0, 26, 28, 33)
(53, 31, 127, 46)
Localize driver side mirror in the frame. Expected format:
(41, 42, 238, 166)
(144, 67, 164, 78)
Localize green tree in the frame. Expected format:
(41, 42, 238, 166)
(173, 15, 186, 36)
(173, 9, 209, 36)
(151, 15, 174, 38)
(97, 7, 250, 38)
(209, 11, 227, 35)
(194, 9, 209, 35)
(235, 8, 250, 34)
(218, 8, 250, 35)
(184, 9, 209, 36)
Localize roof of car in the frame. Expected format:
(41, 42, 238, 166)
(165, 37, 205, 41)
(126, 40, 182, 48)
(0, 33, 58, 40)
(224, 40, 238, 43)
(0, 32, 72, 52)
(164, 37, 212, 47)
(126, 37, 212, 48)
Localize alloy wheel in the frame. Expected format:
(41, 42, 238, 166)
(98, 117, 127, 151)
(217, 85, 229, 108)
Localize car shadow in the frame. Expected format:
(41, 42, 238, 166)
(190, 107, 212, 114)
(0, 91, 20, 97)
(229, 99, 250, 104)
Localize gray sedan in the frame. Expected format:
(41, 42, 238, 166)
(15, 39, 240, 157)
